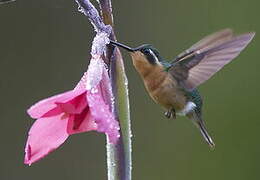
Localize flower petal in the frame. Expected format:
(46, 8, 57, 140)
(85, 56, 104, 90)
(75, 32, 110, 91)
(56, 92, 87, 114)
(27, 89, 86, 119)
(67, 107, 97, 134)
(91, 32, 110, 56)
(99, 66, 113, 105)
(87, 88, 120, 144)
(24, 113, 69, 165)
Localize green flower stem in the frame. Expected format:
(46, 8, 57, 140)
(107, 48, 132, 180)
(98, 1, 132, 180)
(75, 1, 132, 179)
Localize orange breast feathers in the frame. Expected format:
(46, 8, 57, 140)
(130, 51, 187, 110)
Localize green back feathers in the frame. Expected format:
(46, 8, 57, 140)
(186, 88, 203, 115)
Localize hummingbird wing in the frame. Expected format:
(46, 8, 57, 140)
(169, 30, 255, 90)
(175, 29, 234, 61)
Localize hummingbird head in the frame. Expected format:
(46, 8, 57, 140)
(110, 40, 162, 65)
(110, 40, 165, 77)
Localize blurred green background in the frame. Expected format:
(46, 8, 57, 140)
(0, 0, 259, 179)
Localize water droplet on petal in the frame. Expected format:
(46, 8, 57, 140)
(90, 88, 98, 94)
(109, 124, 114, 129)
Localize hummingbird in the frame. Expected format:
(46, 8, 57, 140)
(110, 29, 255, 148)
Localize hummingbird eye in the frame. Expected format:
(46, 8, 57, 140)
(143, 49, 150, 54)
(141, 48, 158, 65)
(141, 48, 152, 56)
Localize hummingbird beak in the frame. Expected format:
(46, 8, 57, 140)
(110, 40, 135, 52)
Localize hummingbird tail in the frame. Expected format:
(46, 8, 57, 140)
(197, 121, 215, 148)
(190, 113, 215, 148)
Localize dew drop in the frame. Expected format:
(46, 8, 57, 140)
(109, 124, 114, 129)
(78, 6, 84, 13)
(111, 162, 116, 167)
(91, 88, 98, 94)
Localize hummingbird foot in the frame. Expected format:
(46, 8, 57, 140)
(164, 111, 171, 118)
(172, 108, 176, 119)
(164, 108, 176, 119)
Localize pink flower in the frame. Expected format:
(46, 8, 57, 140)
(24, 70, 120, 165)
(24, 33, 120, 165)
